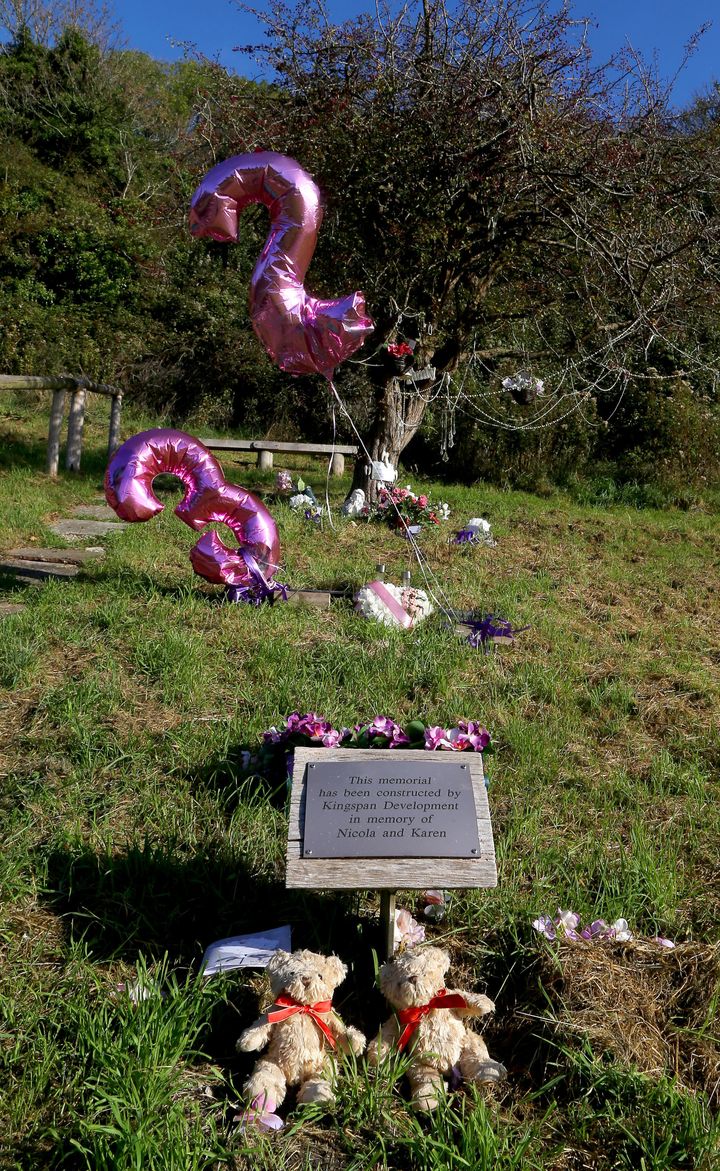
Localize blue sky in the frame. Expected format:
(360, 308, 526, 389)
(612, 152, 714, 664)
(113, 0, 718, 108)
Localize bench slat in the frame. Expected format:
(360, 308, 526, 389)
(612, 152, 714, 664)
(199, 438, 357, 455)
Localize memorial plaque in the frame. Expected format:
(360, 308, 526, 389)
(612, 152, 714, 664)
(301, 759, 480, 858)
(286, 748, 497, 891)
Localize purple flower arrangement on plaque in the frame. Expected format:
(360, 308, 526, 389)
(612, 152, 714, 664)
(246, 712, 493, 793)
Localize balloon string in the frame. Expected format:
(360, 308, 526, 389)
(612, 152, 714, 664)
(324, 389, 337, 531)
(327, 381, 458, 623)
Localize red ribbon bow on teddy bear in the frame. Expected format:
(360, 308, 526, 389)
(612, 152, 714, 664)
(266, 995, 337, 1048)
(396, 988, 468, 1051)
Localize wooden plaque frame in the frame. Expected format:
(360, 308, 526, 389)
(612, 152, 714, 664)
(286, 747, 497, 890)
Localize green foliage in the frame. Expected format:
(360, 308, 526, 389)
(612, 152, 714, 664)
(54, 957, 228, 1170)
(1, 14, 720, 489)
(545, 1043, 720, 1170)
(0, 27, 279, 420)
(1, 26, 129, 179)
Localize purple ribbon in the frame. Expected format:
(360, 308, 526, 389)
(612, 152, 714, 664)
(466, 614, 529, 651)
(226, 549, 289, 606)
(454, 529, 481, 545)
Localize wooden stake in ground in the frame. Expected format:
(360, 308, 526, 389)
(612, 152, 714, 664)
(286, 748, 497, 960)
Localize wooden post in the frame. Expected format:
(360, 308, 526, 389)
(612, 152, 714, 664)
(107, 392, 123, 456)
(380, 891, 396, 960)
(46, 389, 66, 477)
(330, 452, 345, 476)
(65, 388, 86, 472)
(258, 449, 274, 471)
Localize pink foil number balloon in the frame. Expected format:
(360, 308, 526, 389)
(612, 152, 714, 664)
(188, 151, 374, 377)
(105, 429, 281, 590)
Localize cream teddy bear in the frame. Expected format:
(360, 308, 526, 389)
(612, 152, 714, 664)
(367, 945, 506, 1111)
(237, 948, 365, 1107)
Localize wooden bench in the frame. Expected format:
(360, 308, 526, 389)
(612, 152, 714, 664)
(199, 438, 358, 476)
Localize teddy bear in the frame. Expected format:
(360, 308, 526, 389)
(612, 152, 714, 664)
(367, 945, 506, 1111)
(237, 948, 366, 1108)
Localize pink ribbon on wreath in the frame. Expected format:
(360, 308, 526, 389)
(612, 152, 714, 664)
(366, 580, 414, 628)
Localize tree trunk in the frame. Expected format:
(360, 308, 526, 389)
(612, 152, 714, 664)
(349, 374, 431, 501)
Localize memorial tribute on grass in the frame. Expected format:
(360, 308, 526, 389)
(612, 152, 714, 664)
(251, 714, 497, 956)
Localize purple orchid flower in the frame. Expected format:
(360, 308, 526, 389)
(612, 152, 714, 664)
(532, 915, 557, 941)
(534, 909, 641, 946)
(447, 720, 491, 751)
(424, 725, 455, 750)
(357, 716, 411, 747)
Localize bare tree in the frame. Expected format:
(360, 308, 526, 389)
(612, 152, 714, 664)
(208, 0, 719, 494)
(0, 0, 121, 48)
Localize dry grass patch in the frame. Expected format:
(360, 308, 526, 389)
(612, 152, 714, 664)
(537, 940, 720, 1105)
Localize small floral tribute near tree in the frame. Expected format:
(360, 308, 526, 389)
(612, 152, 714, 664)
(381, 339, 415, 377)
(360, 484, 451, 534)
(275, 470, 293, 492)
(276, 473, 324, 524)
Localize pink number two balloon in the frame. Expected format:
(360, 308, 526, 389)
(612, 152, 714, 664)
(106, 154, 370, 599)
(105, 429, 282, 598)
(188, 151, 374, 377)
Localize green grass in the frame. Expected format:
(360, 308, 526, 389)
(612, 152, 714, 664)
(1, 391, 719, 1169)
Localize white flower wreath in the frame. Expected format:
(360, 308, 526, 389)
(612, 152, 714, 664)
(355, 581, 434, 627)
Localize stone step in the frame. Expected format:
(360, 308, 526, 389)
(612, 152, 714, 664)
(0, 602, 26, 617)
(7, 546, 105, 565)
(50, 519, 126, 541)
(0, 558, 80, 583)
(72, 504, 119, 520)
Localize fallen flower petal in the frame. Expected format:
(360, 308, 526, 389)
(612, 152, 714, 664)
(610, 918, 633, 942)
(394, 908, 425, 949)
(556, 909, 581, 933)
(532, 915, 557, 941)
(237, 1093, 284, 1132)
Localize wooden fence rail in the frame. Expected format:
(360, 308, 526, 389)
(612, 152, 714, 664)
(0, 374, 123, 475)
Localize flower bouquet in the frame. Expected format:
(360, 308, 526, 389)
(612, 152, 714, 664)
(275, 470, 293, 493)
(382, 340, 415, 376)
(286, 477, 323, 524)
(453, 518, 496, 547)
(362, 484, 450, 536)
